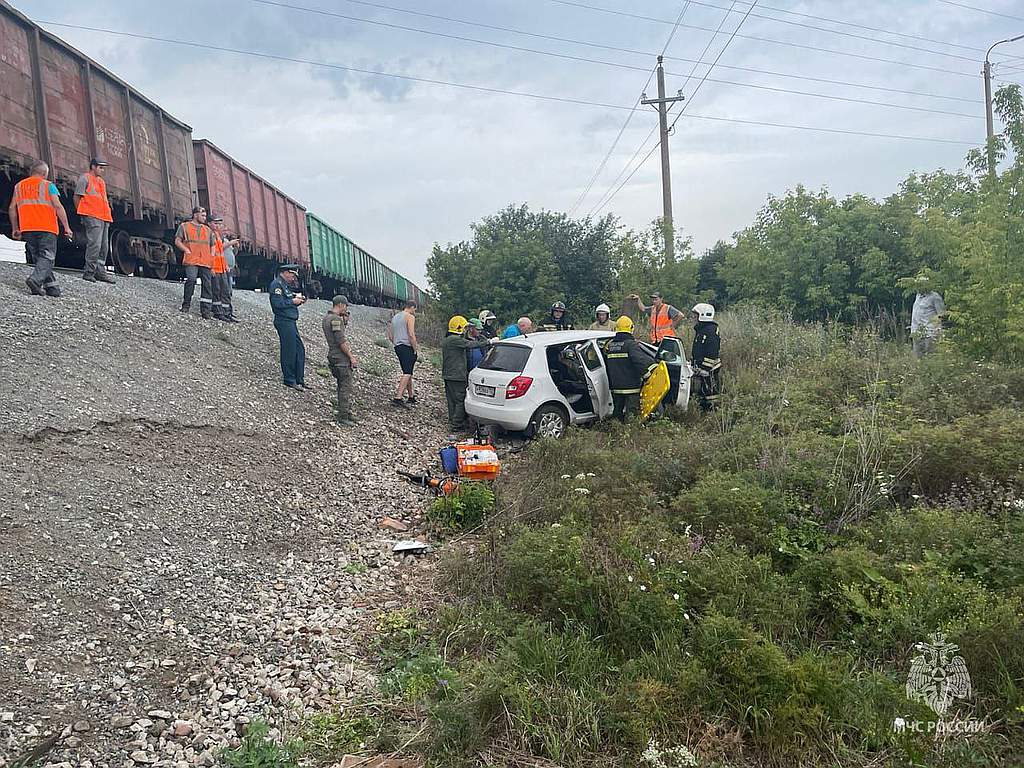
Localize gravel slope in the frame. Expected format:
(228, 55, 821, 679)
(0, 263, 446, 767)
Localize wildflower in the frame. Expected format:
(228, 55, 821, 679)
(575, 472, 586, 480)
(640, 585, 647, 592)
(627, 575, 634, 583)
(586, 472, 596, 477)
(648, 557, 655, 565)
(1015, 499, 1024, 510)
(560, 474, 571, 480)
(551, 523, 561, 528)
(683, 612, 690, 620)
(673, 593, 680, 600)
(730, 487, 740, 492)
(574, 487, 590, 495)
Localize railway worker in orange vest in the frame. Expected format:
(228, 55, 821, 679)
(8, 161, 73, 297)
(74, 157, 116, 284)
(175, 206, 217, 319)
(630, 291, 684, 343)
(209, 216, 240, 322)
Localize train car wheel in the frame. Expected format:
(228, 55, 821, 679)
(144, 260, 170, 280)
(112, 230, 138, 275)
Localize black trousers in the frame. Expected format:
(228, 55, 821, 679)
(274, 318, 306, 386)
(612, 392, 640, 421)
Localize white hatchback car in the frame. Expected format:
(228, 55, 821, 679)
(465, 330, 692, 439)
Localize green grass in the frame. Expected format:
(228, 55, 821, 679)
(360, 356, 390, 377)
(414, 305, 1024, 768)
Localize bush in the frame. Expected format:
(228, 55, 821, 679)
(421, 310, 1024, 767)
(428, 482, 495, 529)
(221, 721, 300, 768)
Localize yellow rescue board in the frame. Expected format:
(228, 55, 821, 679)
(640, 361, 670, 420)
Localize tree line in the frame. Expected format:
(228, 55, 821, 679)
(427, 85, 1023, 361)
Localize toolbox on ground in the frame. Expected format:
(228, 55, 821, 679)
(455, 443, 501, 481)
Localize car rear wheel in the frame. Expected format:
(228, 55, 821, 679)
(529, 404, 569, 439)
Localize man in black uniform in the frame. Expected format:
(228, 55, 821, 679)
(604, 315, 654, 421)
(269, 264, 308, 391)
(690, 302, 721, 410)
(323, 295, 358, 425)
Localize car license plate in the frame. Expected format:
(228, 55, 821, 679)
(475, 384, 495, 397)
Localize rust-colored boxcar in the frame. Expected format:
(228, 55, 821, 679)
(192, 139, 309, 288)
(0, 0, 194, 276)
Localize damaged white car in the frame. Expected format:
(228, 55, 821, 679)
(465, 330, 692, 439)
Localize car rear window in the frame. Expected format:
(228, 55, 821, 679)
(479, 344, 531, 373)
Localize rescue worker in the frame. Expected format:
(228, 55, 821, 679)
(604, 316, 655, 421)
(502, 316, 533, 338)
(74, 157, 116, 284)
(269, 263, 308, 391)
(175, 206, 217, 318)
(630, 291, 684, 343)
(478, 309, 499, 339)
(209, 216, 240, 322)
(467, 318, 486, 370)
(589, 303, 615, 331)
(909, 273, 945, 359)
(323, 295, 358, 425)
(441, 315, 493, 432)
(540, 301, 574, 331)
(690, 302, 722, 410)
(8, 161, 73, 297)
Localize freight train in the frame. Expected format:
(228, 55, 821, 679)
(0, 0, 423, 307)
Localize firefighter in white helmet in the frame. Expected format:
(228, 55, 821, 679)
(589, 303, 615, 331)
(690, 303, 721, 410)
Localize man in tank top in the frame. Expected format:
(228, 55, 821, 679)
(387, 301, 419, 406)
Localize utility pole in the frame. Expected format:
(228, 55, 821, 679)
(641, 56, 684, 260)
(984, 34, 1024, 175)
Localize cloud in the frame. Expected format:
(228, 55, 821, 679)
(16, 0, 1009, 285)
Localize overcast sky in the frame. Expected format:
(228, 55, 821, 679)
(9, 0, 1022, 287)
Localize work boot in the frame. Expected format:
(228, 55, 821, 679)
(26, 277, 44, 296)
(82, 273, 97, 283)
(45, 286, 62, 298)
(96, 271, 116, 284)
(179, 304, 190, 313)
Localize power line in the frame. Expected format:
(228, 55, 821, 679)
(592, 0, 760, 217)
(330, 0, 998, 65)
(260, 0, 983, 105)
(697, 76, 980, 119)
(567, 0, 689, 216)
(665, 0, 983, 64)
(36, 20, 979, 147)
(250, 0, 985, 118)
(935, 0, 1024, 23)
(683, 0, 993, 56)
(586, 0, 740, 217)
(542, 0, 979, 78)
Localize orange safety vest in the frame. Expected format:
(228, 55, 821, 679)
(650, 304, 677, 343)
(212, 235, 228, 274)
(76, 173, 113, 222)
(13, 176, 59, 235)
(180, 221, 214, 268)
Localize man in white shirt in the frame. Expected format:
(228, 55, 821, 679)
(910, 276, 946, 359)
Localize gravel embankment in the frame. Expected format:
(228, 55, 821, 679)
(0, 262, 447, 767)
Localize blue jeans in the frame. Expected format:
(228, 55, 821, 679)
(274, 318, 305, 386)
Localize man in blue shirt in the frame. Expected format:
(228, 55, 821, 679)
(269, 264, 308, 391)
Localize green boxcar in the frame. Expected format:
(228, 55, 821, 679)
(307, 212, 357, 283)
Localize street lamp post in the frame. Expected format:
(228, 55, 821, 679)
(985, 34, 1024, 174)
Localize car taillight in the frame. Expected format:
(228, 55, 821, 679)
(506, 376, 533, 399)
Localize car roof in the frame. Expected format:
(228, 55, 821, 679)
(496, 330, 615, 347)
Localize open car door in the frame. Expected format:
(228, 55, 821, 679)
(567, 341, 613, 419)
(655, 336, 692, 409)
